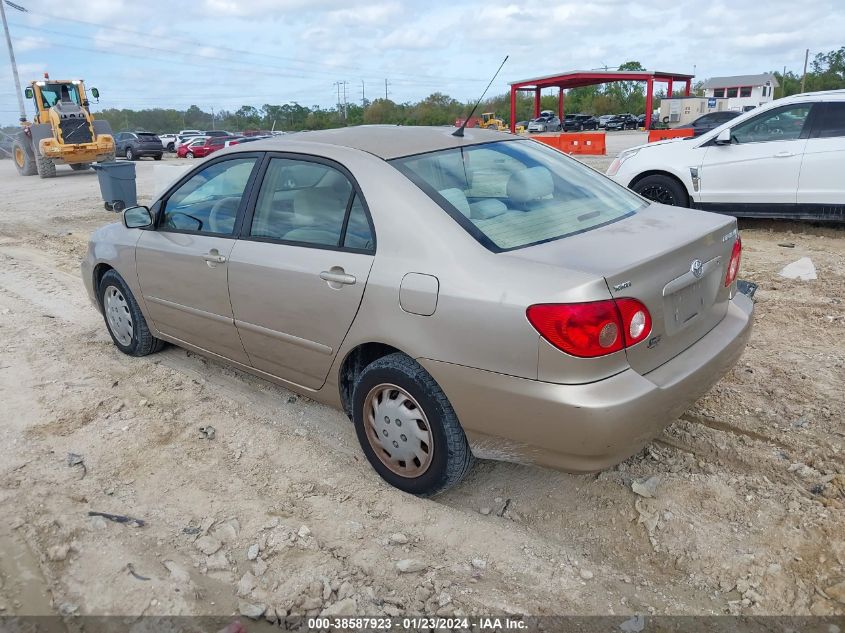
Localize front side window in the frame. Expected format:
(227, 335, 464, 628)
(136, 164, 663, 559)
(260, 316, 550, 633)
(392, 140, 644, 252)
(161, 157, 257, 235)
(731, 104, 813, 144)
(249, 157, 373, 250)
(814, 102, 845, 138)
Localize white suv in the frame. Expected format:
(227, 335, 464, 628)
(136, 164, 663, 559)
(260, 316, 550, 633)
(607, 90, 845, 221)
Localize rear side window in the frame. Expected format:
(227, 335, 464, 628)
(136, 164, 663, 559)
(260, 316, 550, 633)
(392, 140, 644, 252)
(814, 102, 845, 138)
(249, 157, 373, 252)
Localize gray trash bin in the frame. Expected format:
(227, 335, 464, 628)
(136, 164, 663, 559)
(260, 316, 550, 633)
(92, 161, 137, 212)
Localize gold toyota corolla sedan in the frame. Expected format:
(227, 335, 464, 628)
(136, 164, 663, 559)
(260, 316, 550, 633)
(82, 126, 753, 495)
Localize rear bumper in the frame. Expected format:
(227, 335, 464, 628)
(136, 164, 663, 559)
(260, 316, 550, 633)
(420, 291, 754, 472)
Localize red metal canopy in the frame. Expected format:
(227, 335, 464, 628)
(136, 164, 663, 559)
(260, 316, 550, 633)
(509, 69, 695, 132)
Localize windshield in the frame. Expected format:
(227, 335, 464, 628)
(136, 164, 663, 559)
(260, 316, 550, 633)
(391, 140, 645, 252)
(39, 83, 81, 108)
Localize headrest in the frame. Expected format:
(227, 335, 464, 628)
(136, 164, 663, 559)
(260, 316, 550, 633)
(293, 188, 345, 224)
(506, 166, 554, 203)
(439, 188, 471, 218)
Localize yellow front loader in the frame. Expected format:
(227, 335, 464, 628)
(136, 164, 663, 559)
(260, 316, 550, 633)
(12, 75, 114, 178)
(477, 112, 507, 131)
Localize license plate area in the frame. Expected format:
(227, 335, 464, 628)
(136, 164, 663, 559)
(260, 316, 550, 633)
(663, 268, 719, 336)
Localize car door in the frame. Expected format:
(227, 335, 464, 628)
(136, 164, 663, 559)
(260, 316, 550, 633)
(797, 101, 845, 220)
(135, 154, 261, 364)
(227, 155, 376, 390)
(698, 102, 815, 211)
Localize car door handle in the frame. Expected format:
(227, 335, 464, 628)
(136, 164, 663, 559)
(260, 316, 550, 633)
(773, 151, 795, 158)
(320, 270, 356, 285)
(203, 251, 227, 264)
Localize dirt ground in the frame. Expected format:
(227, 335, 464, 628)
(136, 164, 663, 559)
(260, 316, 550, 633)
(0, 147, 843, 626)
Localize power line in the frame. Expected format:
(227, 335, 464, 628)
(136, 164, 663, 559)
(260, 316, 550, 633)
(12, 8, 487, 85)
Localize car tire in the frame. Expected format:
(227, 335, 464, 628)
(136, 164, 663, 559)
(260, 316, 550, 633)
(186, 151, 194, 159)
(98, 270, 164, 357)
(153, 154, 162, 160)
(167, 142, 175, 152)
(125, 147, 135, 161)
(632, 174, 689, 207)
(351, 352, 474, 496)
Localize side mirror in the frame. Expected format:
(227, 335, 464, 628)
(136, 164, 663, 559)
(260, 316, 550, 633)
(715, 128, 732, 145)
(24, 87, 33, 99)
(91, 87, 100, 99)
(123, 205, 153, 229)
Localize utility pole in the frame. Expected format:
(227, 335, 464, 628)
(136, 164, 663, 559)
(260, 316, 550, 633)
(1, 0, 27, 123)
(384, 79, 390, 101)
(800, 48, 809, 93)
(342, 80, 348, 120)
(334, 81, 342, 120)
(782, 65, 787, 98)
(361, 80, 366, 107)
(210, 106, 215, 130)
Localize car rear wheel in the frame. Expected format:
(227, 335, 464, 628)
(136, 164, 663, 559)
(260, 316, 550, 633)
(186, 151, 194, 159)
(632, 174, 689, 207)
(352, 353, 473, 496)
(98, 270, 164, 356)
(166, 142, 175, 152)
(153, 154, 162, 160)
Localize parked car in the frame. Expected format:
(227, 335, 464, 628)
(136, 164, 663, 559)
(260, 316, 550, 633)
(597, 114, 615, 128)
(174, 134, 207, 151)
(83, 126, 753, 495)
(178, 129, 202, 136)
(604, 114, 639, 131)
(527, 114, 561, 132)
(157, 133, 179, 152)
(606, 90, 845, 220)
(679, 111, 742, 137)
(563, 114, 599, 131)
(114, 131, 163, 161)
(204, 130, 232, 138)
(176, 136, 212, 158)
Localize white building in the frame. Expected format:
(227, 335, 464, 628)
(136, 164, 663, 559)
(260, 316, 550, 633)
(701, 73, 779, 112)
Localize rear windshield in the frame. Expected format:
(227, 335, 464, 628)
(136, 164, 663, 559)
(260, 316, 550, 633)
(391, 140, 645, 252)
(138, 133, 158, 138)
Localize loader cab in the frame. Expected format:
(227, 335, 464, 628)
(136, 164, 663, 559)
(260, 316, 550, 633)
(28, 80, 88, 123)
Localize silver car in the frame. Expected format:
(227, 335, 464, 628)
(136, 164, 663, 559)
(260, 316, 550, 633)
(82, 126, 753, 495)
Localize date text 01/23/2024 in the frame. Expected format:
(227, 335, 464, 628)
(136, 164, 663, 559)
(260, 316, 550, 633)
(307, 617, 527, 630)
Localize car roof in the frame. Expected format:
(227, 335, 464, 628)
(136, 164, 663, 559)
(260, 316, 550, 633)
(221, 125, 521, 160)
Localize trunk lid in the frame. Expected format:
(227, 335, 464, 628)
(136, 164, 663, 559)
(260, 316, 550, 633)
(508, 204, 739, 374)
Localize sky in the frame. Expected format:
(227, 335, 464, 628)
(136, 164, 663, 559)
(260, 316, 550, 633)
(1, 0, 844, 125)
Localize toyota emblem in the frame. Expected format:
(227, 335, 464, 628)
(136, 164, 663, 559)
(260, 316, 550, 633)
(691, 259, 704, 278)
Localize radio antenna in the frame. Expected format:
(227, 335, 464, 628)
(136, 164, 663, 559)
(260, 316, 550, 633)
(453, 55, 509, 138)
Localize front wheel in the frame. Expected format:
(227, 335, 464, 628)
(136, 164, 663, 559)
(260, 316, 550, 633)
(125, 147, 135, 161)
(166, 142, 175, 152)
(186, 151, 194, 159)
(98, 270, 164, 356)
(352, 353, 473, 496)
(632, 174, 689, 207)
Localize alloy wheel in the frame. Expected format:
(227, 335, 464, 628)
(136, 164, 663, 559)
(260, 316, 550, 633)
(104, 285, 133, 346)
(14, 146, 25, 168)
(363, 383, 434, 478)
(638, 184, 677, 206)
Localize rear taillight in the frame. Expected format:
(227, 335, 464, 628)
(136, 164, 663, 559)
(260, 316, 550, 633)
(526, 298, 652, 358)
(725, 236, 742, 287)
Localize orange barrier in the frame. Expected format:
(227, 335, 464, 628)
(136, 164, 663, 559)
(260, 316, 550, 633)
(532, 136, 560, 149)
(560, 132, 606, 155)
(532, 133, 606, 155)
(647, 128, 694, 143)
